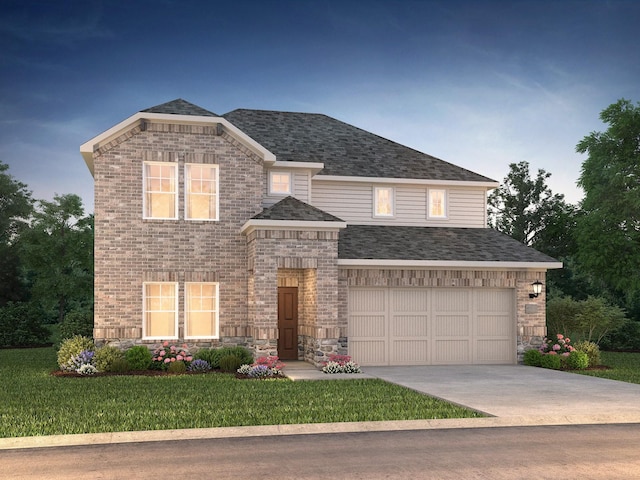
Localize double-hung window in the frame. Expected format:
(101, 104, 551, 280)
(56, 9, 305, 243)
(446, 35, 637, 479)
(374, 187, 394, 217)
(186, 164, 219, 220)
(269, 171, 291, 195)
(143, 282, 178, 339)
(144, 162, 178, 219)
(185, 282, 219, 339)
(428, 189, 447, 218)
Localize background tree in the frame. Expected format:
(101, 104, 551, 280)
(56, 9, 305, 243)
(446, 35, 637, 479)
(21, 194, 94, 324)
(0, 161, 33, 305)
(576, 99, 640, 298)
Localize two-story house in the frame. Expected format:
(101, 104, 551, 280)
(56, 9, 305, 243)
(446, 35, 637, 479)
(81, 99, 561, 366)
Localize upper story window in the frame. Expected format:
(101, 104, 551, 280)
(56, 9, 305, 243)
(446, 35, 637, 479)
(143, 282, 178, 339)
(269, 171, 291, 195)
(144, 162, 178, 219)
(428, 189, 447, 218)
(374, 187, 394, 217)
(186, 164, 219, 221)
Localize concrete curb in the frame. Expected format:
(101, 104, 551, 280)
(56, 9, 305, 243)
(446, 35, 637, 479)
(2, 414, 640, 450)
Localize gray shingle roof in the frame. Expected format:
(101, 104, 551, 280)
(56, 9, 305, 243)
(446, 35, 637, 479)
(223, 109, 494, 182)
(338, 225, 559, 263)
(141, 99, 218, 117)
(252, 196, 344, 222)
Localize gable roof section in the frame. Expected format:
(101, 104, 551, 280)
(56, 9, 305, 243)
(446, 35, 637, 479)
(338, 225, 562, 269)
(141, 98, 218, 116)
(241, 196, 346, 234)
(223, 109, 495, 183)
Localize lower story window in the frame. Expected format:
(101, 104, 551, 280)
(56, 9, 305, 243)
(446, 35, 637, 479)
(185, 282, 219, 339)
(143, 282, 178, 339)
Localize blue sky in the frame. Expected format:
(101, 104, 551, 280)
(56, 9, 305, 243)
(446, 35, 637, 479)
(1, 0, 638, 213)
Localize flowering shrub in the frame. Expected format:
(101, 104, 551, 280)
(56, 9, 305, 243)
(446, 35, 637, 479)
(322, 354, 362, 374)
(539, 334, 575, 357)
(64, 350, 97, 375)
(237, 356, 285, 378)
(188, 359, 211, 373)
(152, 341, 193, 370)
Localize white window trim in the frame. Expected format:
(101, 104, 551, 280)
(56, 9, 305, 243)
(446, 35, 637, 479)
(184, 163, 220, 221)
(142, 282, 179, 340)
(143, 161, 179, 220)
(428, 188, 448, 219)
(373, 186, 395, 217)
(269, 170, 292, 195)
(185, 282, 220, 340)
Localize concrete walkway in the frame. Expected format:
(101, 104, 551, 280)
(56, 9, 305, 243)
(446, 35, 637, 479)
(2, 363, 639, 450)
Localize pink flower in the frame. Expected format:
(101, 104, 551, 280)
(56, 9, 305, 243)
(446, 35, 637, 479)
(565, 338, 570, 343)
(170, 345, 176, 352)
(552, 344, 561, 351)
(177, 355, 183, 361)
(182, 344, 188, 349)
(163, 341, 169, 347)
(170, 358, 175, 362)
(562, 352, 570, 357)
(556, 334, 564, 340)
(159, 350, 165, 357)
(186, 356, 193, 362)
(548, 351, 557, 355)
(164, 358, 171, 363)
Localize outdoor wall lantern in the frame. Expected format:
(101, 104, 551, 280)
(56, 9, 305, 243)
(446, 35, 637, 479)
(529, 280, 543, 299)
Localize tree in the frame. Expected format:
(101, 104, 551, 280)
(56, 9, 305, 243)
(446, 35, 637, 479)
(0, 161, 33, 305)
(576, 99, 640, 297)
(488, 161, 575, 251)
(21, 194, 93, 323)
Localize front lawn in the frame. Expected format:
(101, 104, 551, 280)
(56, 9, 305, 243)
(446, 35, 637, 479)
(0, 347, 482, 438)
(573, 351, 640, 384)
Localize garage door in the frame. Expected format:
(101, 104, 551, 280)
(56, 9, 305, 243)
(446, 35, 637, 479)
(348, 288, 515, 366)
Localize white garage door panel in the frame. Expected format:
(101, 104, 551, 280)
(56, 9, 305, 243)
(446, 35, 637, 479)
(349, 287, 515, 366)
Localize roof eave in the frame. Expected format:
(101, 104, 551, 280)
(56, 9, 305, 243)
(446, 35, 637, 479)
(338, 259, 563, 270)
(80, 112, 276, 176)
(314, 175, 499, 189)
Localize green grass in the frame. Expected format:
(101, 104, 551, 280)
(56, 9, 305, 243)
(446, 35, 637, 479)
(573, 351, 640, 384)
(0, 348, 482, 438)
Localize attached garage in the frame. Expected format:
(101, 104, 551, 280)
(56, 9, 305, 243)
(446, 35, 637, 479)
(348, 287, 516, 366)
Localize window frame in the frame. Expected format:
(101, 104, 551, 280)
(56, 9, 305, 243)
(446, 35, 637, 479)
(428, 188, 448, 219)
(143, 161, 179, 220)
(142, 282, 179, 340)
(184, 282, 220, 340)
(373, 186, 395, 217)
(269, 170, 292, 195)
(184, 163, 220, 221)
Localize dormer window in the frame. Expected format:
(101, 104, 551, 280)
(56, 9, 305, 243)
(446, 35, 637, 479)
(374, 187, 394, 217)
(428, 189, 447, 218)
(269, 171, 291, 195)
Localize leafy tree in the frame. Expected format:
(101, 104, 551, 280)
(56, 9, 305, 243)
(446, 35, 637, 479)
(0, 162, 34, 305)
(488, 161, 573, 250)
(21, 194, 93, 323)
(576, 99, 640, 297)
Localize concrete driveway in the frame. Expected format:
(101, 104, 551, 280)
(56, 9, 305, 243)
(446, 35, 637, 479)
(364, 365, 640, 422)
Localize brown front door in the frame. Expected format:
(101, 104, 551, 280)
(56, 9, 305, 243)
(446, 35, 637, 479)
(278, 287, 298, 360)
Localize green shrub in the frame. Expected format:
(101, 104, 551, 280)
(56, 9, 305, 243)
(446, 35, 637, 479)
(195, 346, 253, 369)
(94, 345, 125, 372)
(125, 346, 152, 370)
(168, 360, 187, 374)
(109, 357, 130, 373)
(574, 340, 601, 367)
(59, 309, 94, 340)
(0, 302, 50, 347)
(565, 351, 589, 370)
(523, 349, 543, 367)
(219, 354, 242, 372)
(540, 354, 561, 370)
(57, 335, 95, 369)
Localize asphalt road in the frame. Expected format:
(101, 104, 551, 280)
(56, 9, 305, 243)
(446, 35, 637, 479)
(2, 424, 640, 479)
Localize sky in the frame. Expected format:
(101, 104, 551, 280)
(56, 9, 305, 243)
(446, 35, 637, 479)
(1, 0, 639, 214)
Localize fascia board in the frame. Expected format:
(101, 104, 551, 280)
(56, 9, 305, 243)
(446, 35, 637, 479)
(313, 175, 499, 189)
(338, 259, 564, 270)
(241, 219, 347, 235)
(272, 161, 324, 174)
(80, 112, 276, 175)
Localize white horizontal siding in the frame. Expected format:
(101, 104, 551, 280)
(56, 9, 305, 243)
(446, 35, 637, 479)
(311, 180, 487, 227)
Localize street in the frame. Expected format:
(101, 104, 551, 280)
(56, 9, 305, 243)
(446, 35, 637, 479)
(2, 424, 640, 479)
